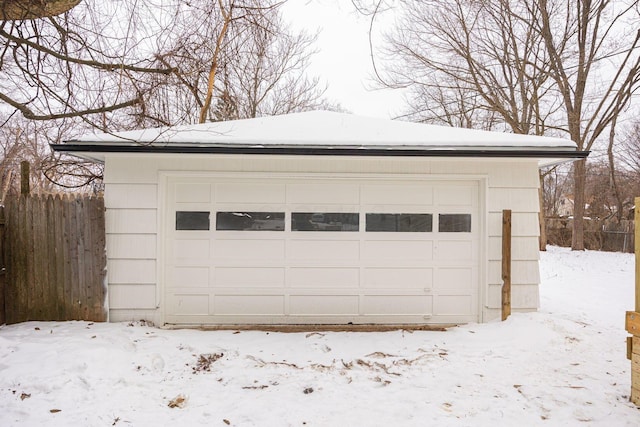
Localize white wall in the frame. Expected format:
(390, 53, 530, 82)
(103, 154, 541, 324)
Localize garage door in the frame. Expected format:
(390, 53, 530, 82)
(164, 175, 480, 325)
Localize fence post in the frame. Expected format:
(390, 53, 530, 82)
(20, 161, 30, 196)
(636, 198, 640, 313)
(502, 209, 512, 321)
(626, 197, 640, 406)
(0, 205, 5, 325)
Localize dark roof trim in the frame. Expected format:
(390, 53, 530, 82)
(51, 143, 590, 159)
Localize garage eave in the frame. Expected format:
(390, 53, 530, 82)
(50, 143, 589, 164)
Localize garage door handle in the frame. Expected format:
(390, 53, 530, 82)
(424, 288, 432, 293)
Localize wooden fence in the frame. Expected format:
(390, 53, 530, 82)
(2, 194, 106, 324)
(0, 205, 5, 325)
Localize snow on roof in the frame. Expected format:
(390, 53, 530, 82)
(69, 110, 577, 150)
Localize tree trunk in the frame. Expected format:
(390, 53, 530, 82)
(571, 158, 587, 250)
(0, 0, 81, 20)
(608, 115, 623, 222)
(538, 171, 547, 251)
(198, 0, 231, 124)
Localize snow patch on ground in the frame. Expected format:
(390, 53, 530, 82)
(1, 246, 638, 426)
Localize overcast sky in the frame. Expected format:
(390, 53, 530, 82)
(280, 0, 406, 118)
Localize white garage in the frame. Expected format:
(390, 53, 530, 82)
(53, 111, 586, 326)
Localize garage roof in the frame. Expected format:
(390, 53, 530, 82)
(52, 110, 588, 166)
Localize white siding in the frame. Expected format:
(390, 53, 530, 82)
(487, 237, 540, 261)
(103, 154, 542, 325)
(105, 209, 156, 234)
(109, 284, 157, 310)
(104, 183, 158, 208)
(108, 259, 156, 283)
(104, 163, 161, 323)
(107, 234, 156, 259)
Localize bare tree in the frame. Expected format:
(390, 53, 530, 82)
(0, 112, 100, 194)
(367, 0, 563, 249)
(0, 1, 175, 128)
(217, 6, 329, 119)
(542, 166, 573, 217)
(531, 0, 640, 249)
(0, 0, 333, 191)
(620, 120, 640, 175)
(147, 0, 330, 126)
(359, 0, 640, 250)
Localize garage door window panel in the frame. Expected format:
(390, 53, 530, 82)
(292, 213, 359, 231)
(366, 213, 432, 232)
(176, 211, 210, 230)
(439, 214, 472, 232)
(216, 212, 285, 231)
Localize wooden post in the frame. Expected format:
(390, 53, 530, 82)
(636, 198, 640, 312)
(502, 209, 512, 321)
(0, 205, 5, 325)
(20, 161, 30, 196)
(626, 197, 640, 406)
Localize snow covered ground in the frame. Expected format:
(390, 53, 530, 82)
(1, 246, 638, 426)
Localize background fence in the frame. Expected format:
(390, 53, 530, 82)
(1, 194, 106, 324)
(546, 217, 635, 253)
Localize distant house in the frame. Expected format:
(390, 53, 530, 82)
(556, 196, 575, 217)
(53, 111, 587, 326)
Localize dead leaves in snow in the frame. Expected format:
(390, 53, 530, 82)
(239, 346, 448, 388)
(246, 355, 301, 370)
(365, 351, 398, 358)
(192, 353, 224, 373)
(372, 376, 391, 386)
(168, 394, 187, 408)
(242, 384, 269, 390)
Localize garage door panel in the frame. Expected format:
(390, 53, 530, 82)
(288, 239, 360, 260)
(216, 239, 285, 259)
(434, 185, 475, 206)
(288, 267, 359, 288)
(363, 240, 433, 261)
(175, 183, 211, 203)
(435, 268, 474, 291)
(171, 266, 210, 287)
(173, 239, 211, 259)
(361, 185, 433, 205)
(435, 295, 473, 315)
(215, 267, 285, 287)
(216, 183, 285, 204)
(290, 295, 359, 315)
(214, 295, 285, 315)
(363, 268, 433, 288)
(435, 240, 474, 261)
(363, 295, 432, 315)
(287, 183, 359, 204)
(171, 293, 210, 315)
